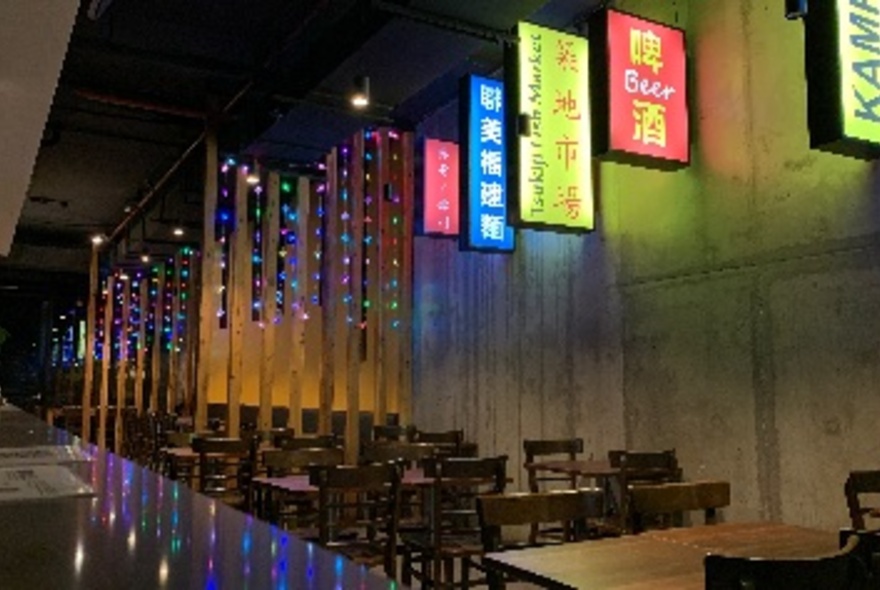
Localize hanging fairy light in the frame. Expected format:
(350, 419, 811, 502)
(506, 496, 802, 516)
(95, 278, 107, 361)
(279, 177, 297, 317)
(361, 128, 378, 329)
(248, 165, 264, 323)
(163, 258, 175, 352)
(387, 129, 403, 330)
(339, 144, 355, 325)
(216, 157, 236, 329)
(177, 248, 192, 352)
(147, 265, 160, 350)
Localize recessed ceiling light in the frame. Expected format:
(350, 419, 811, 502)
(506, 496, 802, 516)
(173, 227, 184, 237)
(91, 234, 105, 246)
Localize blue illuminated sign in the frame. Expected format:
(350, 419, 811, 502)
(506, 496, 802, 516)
(460, 75, 515, 252)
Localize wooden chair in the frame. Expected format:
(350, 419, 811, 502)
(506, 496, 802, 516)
(311, 462, 402, 579)
(374, 424, 417, 442)
(704, 531, 871, 589)
(412, 429, 464, 457)
(260, 447, 344, 529)
(192, 437, 251, 508)
(629, 480, 730, 533)
(523, 438, 584, 542)
(477, 489, 604, 589)
(362, 441, 437, 467)
(401, 455, 509, 589)
(846, 470, 880, 530)
(274, 433, 338, 451)
(609, 449, 682, 532)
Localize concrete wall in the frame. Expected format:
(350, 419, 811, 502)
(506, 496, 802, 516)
(412, 0, 880, 531)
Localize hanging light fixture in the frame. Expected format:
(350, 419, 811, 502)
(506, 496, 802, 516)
(351, 75, 370, 109)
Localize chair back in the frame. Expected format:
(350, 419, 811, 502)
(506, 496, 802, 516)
(373, 424, 416, 442)
(362, 441, 436, 467)
(263, 447, 344, 477)
(523, 438, 584, 492)
(412, 429, 464, 456)
(704, 533, 868, 589)
(275, 434, 338, 451)
(311, 463, 402, 578)
(192, 437, 251, 506)
(477, 489, 603, 552)
(845, 470, 880, 530)
(630, 480, 730, 533)
(609, 449, 681, 533)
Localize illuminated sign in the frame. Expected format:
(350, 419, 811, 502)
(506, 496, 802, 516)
(460, 75, 515, 252)
(805, 0, 880, 158)
(510, 21, 594, 231)
(591, 9, 688, 166)
(422, 139, 459, 236)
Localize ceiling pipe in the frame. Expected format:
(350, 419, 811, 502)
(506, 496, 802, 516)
(105, 0, 334, 247)
(73, 88, 207, 120)
(371, 0, 518, 44)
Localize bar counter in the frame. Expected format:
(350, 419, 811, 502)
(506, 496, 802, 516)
(0, 405, 400, 589)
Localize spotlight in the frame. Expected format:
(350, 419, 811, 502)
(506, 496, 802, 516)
(785, 0, 807, 19)
(119, 272, 130, 281)
(351, 75, 370, 109)
(173, 227, 184, 237)
(140, 252, 151, 264)
(246, 173, 260, 186)
(91, 234, 105, 246)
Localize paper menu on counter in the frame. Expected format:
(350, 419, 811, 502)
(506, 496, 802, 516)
(0, 465, 94, 502)
(0, 445, 91, 467)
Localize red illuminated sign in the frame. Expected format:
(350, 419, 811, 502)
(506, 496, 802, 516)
(423, 139, 459, 236)
(592, 10, 688, 166)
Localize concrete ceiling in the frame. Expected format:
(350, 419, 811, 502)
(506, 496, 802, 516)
(0, 0, 601, 304)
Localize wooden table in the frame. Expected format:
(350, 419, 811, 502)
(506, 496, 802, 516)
(524, 459, 619, 479)
(483, 522, 839, 589)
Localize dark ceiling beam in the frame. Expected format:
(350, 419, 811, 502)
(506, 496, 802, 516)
(105, 0, 338, 246)
(87, 0, 115, 21)
(51, 123, 192, 148)
(371, 0, 518, 44)
(72, 88, 207, 120)
(69, 35, 254, 79)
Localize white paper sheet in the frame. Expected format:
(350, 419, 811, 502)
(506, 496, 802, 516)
(0, 465, 94, 502)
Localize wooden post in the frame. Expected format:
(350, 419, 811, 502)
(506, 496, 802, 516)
(150, 264, 164, 413)
(376, 130, 391, 424)
(227, 165, 248, 438)
(81, 245, 99, 442)
(184, 251, 198, 417)
(259, 171, 280, 431)
(287, 176, 311, 435)
(345, 132, 365, 464)
(115, 277, 130, 454)
(196, 127, 219, 432)
(399, 131, 415, 424)
(98, 276, 114, 451)
(168, 252, 181, 413)
(134, 277, 147, 415)
(319, 151, 338, 436)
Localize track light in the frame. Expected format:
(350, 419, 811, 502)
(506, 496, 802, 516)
(351, 75, 370, 109)
(91, 234, 105, 246)
(173, 227, 184, 237)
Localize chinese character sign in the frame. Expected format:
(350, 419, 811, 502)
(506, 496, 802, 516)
(516, 22, 594, 231)
(461, 75, 514, 251)
(607, 10, 688, 163)
(423, 139, 459, 236)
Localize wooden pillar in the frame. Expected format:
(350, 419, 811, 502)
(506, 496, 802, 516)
(150, 264, 164, 413)
(184, 251, 198, 417)
(81, 245, 99, 442)
(196, 127, 219, 432)
(227, 165, 248, 438)
(115, 277, 130, 454)
(134, 277, 147, 415)
(259, 171, 280, 431)
(319, 151, 338, 436)
(287, 176, 311, 435)
(168, 253, 181, 413)
(376, 131, 391, 424)
(399, 131, 415, 424)
(98, 276, 114, 451)
(345, 132, 365, 464)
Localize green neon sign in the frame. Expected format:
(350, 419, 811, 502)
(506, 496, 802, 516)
(839, 0, 880, 143)
(516, 22, 594, 231)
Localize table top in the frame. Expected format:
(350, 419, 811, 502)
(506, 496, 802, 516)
(483, 522, 839, 590)
(253, 467, 432, 494)
(0, 405, 400, 590)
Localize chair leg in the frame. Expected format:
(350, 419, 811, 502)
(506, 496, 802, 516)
(461, 558, 470, 589)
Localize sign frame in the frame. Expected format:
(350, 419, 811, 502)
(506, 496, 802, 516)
(418, 137, 460, 238)
(805, 1, 880, 159)
(505, 21, 596, 234)
(589, 8, 690, 170)
(459, 74, 516, 253)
